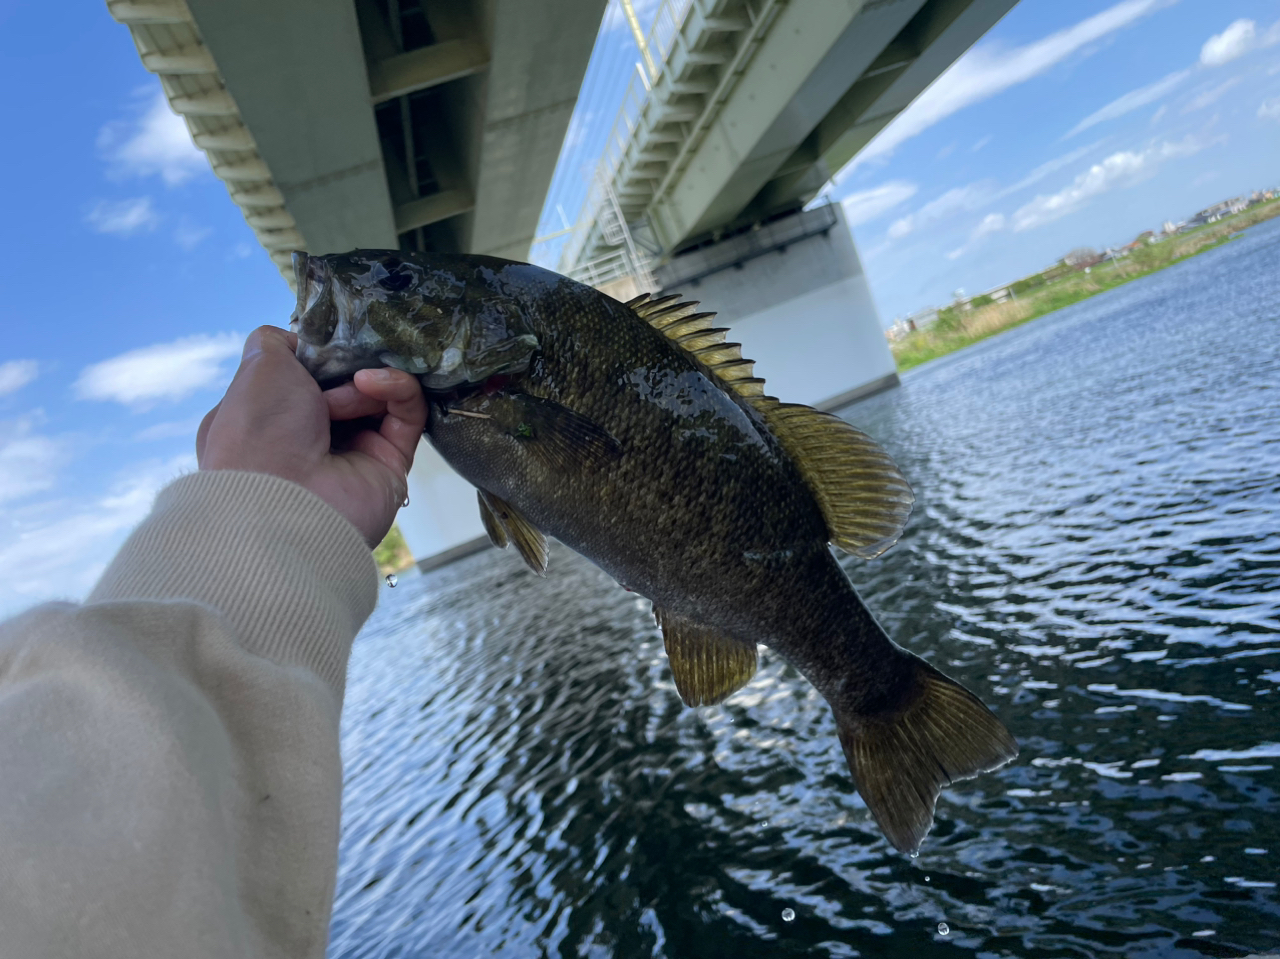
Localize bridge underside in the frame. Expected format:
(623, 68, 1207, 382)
(111, 0, 606, 281)
(569, 0, 1016, 268)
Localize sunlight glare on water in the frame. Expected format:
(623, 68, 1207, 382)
(329, 219, 1280, 958)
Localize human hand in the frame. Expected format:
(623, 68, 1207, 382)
(196, 326, 427, 547)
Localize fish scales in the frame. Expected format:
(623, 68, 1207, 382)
(290, 250, 1018, 854)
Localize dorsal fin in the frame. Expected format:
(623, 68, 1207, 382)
(758, 401, 914, 558)
(629, 292, 914, 559)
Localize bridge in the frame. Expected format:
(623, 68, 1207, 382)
(109, 0, 1017, 567)
(107, 0, 607, 279)
(562, 0, 1016, 269)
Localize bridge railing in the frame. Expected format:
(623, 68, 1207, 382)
(557, 0, 693, 275)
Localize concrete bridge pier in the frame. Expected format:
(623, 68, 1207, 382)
(654, 202, 898, 411)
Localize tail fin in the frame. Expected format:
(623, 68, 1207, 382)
(836, 657, 1018, 854)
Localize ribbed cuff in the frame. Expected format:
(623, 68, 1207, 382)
(88, 471, 378, 699)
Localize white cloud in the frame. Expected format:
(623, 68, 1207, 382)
(134, 415, 206, 442)
(0, 360, 38, 397)
(839, 180, 918, 227)
(1260, 97, 1280, 121)
(74, 333, 242, 407)
(947, 213, 1007, 260)
(854, 0, 1169, 165)
(1184, 77, 1241, 112)
(98, 90, 207, 186)
(887, 182, 994, 240)
(174, 220, 213, 250)
(0, 418, 67, 505)
(1011, 136, 1218, 232)
(0, 455, 195, 616)
(562, 108, 595, 154)
(1200, 19, 1256, 66)
(86, 197, 160, 236)
(1002, 141, 1108, 196)
(1065, 69, 1190, 137)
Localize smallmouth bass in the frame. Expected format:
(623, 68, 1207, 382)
(291, 250, 1018, 853)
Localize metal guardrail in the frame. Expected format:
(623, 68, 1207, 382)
(653, 201, 838, 289)
(557, 0, 693, 275)
(563, 174, 657, 292)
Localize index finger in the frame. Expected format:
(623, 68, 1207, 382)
(241, 325, 297, 362)
(352, 368, 427, 471)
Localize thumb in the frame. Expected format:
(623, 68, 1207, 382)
(196, 403, 221, 465)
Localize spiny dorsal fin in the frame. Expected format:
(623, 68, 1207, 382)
(761, 402, 914, 559)
(629, 296, 760, 403)
(654, 607, 758, 707)
(627, 293, 682, 318)
(629, 293, 913, 558)
(478, 489, 548, 576)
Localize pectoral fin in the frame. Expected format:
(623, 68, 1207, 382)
(498, 393, 622, 473)
(654, 607, 758, 707)
(477, 489, 548, 576)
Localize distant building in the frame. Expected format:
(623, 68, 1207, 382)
(1189, 197, 1247, 227)
(1121, 231, 1153, 253)
(886, 307, 940, 341)
(1062, 247, 1100, 269)
(906, 306, 938, 328)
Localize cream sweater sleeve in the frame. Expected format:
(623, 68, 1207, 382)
(0, 470, 379, 959)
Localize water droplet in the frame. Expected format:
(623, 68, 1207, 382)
(781, 908, 795, 923)
(402, 495, 410, 507)
(937, 922, 950, 936)
(924, 875, 931, 882)
(385, 573, 398, 587)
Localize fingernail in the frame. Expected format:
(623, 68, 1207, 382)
(364, 368, 393, 381)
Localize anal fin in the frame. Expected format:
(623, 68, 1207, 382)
(654, 608, 758, 707)
(478, 489, 548, 576)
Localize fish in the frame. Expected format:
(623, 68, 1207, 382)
(290, 249, 1018, 853)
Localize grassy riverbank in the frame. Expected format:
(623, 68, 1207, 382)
(892, 198, 1280, 372)
(374, 524, 415, 575)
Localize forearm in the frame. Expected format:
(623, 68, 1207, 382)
(0, 471, 377, 959)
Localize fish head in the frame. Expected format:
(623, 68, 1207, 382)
(290, 250, 540, 391)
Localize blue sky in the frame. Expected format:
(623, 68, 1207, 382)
(0, 0, 1277, 615)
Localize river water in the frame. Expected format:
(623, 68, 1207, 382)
(328, 219, 1280, 958)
